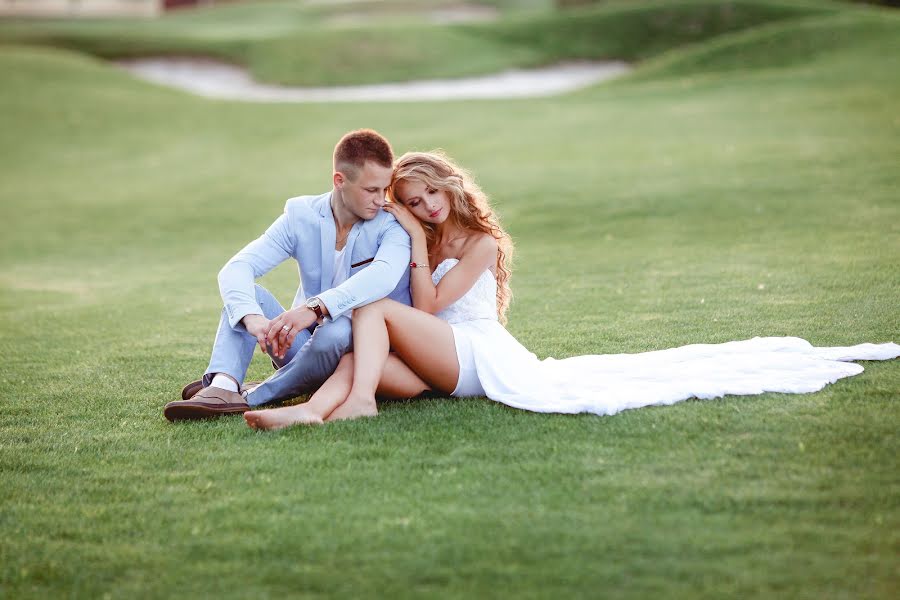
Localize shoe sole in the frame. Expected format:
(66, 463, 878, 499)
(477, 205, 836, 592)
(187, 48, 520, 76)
(164, 401, 248, 422)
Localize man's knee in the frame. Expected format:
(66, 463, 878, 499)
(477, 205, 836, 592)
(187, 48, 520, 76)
(310, 317, 352, 354)
(252, 285, 289, 321)
(253, 284, 274, 304)
(281, 318, 351, 382)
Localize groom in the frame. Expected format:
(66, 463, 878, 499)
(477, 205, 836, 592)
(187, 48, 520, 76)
(164, 129, 411, 421)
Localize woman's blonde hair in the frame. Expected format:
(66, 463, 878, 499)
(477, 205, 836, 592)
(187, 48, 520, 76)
(389, 150, 514, 323)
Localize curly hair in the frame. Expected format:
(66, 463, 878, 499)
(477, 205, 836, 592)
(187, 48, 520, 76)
(389, 151, 514, 324)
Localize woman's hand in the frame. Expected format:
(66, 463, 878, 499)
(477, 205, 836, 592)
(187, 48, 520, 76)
(383, 201, 425, 240)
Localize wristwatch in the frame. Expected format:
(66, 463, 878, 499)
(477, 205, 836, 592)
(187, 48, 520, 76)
(306, 297, 325, 320)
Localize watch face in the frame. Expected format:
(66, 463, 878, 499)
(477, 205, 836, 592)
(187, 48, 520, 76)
(307, 298, 320, 308)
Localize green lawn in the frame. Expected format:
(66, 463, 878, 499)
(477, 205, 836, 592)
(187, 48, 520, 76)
(0, 0, 843, 85)
(1, 1, 898, 598)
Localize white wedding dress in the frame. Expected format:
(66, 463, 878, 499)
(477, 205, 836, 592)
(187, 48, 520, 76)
(431, 258, 899, 415)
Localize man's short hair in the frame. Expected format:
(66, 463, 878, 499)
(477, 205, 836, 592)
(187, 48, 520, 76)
(333, 129, 393, 181)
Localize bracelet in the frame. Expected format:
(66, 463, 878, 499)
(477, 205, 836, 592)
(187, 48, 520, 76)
(410, 262, 429, 269)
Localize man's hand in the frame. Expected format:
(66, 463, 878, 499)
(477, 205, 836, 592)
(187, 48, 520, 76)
(266, 307, 318, 359)
(242, 314, 271, 354)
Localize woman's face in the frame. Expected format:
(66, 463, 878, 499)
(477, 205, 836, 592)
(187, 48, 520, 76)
(393, 178, 451, 225)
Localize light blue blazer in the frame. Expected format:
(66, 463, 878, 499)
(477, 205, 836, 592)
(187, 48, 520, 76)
(218, 191, 412, 328)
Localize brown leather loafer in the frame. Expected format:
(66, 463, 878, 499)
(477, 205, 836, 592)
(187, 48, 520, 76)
(164, 387, 249, 422)
(180, 379, 205, 400)
(181, 379, 262, 400)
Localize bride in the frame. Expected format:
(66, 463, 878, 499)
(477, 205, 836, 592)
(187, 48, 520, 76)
(244, 152, 898, 430)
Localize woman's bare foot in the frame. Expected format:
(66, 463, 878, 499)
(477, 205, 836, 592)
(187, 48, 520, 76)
(244, 403, 324, 431)
(325, 393, 378, 422)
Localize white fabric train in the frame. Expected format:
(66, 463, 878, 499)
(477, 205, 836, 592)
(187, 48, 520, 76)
(431, 259, 899, 416)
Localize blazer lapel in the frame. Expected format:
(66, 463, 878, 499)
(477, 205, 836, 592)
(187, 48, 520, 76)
(345, 221, 363, 270)
(319, 193, 335, 291)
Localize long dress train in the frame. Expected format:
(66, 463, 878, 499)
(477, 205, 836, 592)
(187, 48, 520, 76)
(431, 259, 899, 416)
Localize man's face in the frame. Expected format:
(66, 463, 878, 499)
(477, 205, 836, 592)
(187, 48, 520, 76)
(337, 161, 393, 220)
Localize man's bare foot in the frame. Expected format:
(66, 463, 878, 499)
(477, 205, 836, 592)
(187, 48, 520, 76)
(244, 403, 324, 431)
(325, 394, 378, 422)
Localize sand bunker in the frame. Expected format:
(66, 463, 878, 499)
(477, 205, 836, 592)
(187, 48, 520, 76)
(116, 57, 631, 103)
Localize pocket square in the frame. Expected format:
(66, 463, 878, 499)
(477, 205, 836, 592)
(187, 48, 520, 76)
(351, 257, 375, 268)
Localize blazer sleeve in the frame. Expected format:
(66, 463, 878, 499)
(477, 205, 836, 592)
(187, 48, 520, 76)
(317, 220, 411, 319)
(217, 207, 295, 328)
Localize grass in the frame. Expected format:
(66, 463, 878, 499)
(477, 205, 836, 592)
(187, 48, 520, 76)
(0, 0, 844, 85)
(1, 0, 899, 597)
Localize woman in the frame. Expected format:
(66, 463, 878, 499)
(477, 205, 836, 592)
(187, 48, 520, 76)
(245, 152, 898, 430)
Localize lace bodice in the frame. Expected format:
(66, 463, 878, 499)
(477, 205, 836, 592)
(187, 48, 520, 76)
(431, 258, 498, 324)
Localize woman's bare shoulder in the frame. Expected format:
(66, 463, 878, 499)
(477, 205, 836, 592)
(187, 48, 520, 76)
(462, 231, 498, 253)
(459, 233, 498, 271)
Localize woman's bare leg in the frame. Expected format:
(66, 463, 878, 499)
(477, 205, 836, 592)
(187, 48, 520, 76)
(244, 351, 432, 430)
(244, 354, 355, 430)
(246, 298, 455, 432)
(344, 299, 459, 410)
(325, 354, 431, 422)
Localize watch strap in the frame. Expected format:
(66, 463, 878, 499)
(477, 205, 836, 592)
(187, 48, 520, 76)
(307, 298, 324, 319)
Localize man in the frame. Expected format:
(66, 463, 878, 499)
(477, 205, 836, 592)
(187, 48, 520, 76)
(164, 129, 411, 421)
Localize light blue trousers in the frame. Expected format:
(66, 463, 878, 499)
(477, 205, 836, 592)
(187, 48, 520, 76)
(204, 284, 352, 407)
